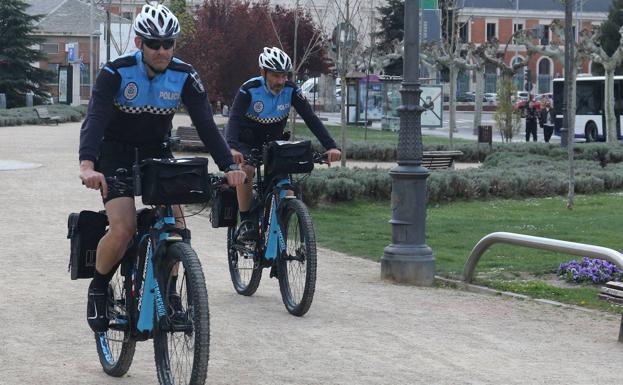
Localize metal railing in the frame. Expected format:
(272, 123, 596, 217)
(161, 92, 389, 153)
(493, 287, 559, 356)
(462, 232, 623, 283)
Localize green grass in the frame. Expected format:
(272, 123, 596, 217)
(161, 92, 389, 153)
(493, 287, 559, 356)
(293, 122, 474, 146)
(310, 193, 623, 312)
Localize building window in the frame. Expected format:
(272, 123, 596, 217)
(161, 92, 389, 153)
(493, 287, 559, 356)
(81, 64, 90, 85)
(459, 23, 469, 43)
(121, 11, 133, 20)
(513, 23, 523, 42)
(541, 25, 550, 45)
(41, 43, 59, 54)
(486, 23, 497, 42)
(48, 63, 60, 84)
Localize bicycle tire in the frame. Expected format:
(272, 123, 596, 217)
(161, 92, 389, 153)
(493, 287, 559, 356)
(95, 268, 136, 377)
(227, 225, 262, 296)
(153, 242, 210, 385)
(277, 198, 317, 316)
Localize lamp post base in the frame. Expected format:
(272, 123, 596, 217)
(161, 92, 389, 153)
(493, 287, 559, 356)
(381, 244, 435, 285)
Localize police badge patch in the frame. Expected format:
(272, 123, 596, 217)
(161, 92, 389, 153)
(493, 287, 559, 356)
(253, 101, 264, 113)
(123, 82, 138, 100)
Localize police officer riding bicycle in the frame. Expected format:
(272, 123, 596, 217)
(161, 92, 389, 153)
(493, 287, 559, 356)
(226, 47, 341, 241)
(78, 3, 245, 333)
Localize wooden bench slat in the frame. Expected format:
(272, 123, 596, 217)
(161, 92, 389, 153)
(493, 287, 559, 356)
(604, 281, 623, 291)
(598, 293, 623, 306)
(600, 286, 623, 298)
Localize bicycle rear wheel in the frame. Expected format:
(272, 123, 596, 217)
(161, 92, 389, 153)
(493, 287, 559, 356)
(95, 267, 136, 376)
(277, 198, 317, 316)
(154, 242, 209, 385)
(227, 225, 262, 296)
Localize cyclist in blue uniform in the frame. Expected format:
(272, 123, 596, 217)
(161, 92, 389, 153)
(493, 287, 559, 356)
(79, 3, 245, 333)
(226, 47, 341, 241)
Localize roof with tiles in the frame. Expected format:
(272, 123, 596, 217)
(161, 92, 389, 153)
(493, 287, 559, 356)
(24, 0, 129, 36)
(462, 0, 607, 13)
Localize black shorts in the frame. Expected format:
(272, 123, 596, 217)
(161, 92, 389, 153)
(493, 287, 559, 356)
(96, 139, 173, 204)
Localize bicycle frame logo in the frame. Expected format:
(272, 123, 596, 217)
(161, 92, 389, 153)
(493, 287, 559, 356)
(263, 178, 289, 260)
(136, 216, 176, 333)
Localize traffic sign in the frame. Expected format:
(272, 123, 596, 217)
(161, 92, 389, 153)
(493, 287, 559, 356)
(421, 0, 438, 9)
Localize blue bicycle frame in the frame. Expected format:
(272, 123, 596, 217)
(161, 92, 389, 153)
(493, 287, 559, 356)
(263, 178, 290, 261)
(134, 207, 179, 333)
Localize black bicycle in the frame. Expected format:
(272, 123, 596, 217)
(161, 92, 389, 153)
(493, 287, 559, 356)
(226, 140, 325, 316)
(92, 155, 222, 384)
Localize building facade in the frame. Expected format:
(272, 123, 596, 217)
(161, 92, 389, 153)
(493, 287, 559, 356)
(459, 0, 608, 95)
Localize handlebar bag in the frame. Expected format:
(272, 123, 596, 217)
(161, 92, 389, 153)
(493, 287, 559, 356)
(67, 210, 108, 280)
(264, 140, 314, 175)
(140, 157, 211, 205)
(210, 187, 238, 228)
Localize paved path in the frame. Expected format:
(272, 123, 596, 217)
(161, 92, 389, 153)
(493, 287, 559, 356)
(0, 121, 622, 385)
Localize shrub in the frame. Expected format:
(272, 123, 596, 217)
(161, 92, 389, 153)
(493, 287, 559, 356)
(559, 257, 623, 284)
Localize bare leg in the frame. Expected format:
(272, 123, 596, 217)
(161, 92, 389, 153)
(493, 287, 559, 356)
(96, 197, 136, 274)
(236, 164, 255, 212)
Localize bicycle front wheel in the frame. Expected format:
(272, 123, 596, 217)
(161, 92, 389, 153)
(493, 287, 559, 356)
(95, 267, 136, 376)
(153, 242, 210, 385)
(277, 198, 317, 316)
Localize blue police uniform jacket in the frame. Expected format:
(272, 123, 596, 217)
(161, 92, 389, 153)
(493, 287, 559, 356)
(226, 76, 337, 151)
(79, 51, 233, 170)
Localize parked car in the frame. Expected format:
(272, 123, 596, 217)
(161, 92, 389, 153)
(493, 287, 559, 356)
(457, 92, 476, 102)
(515, 91, 529, 102)
(484, 92, 498, 103)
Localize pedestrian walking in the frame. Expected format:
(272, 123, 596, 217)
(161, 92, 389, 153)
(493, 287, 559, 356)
(525, 96, 539, 142)
(540, 100, 555, 143)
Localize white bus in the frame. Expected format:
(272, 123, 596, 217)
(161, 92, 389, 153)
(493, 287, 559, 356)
(552, 75, 623, 142)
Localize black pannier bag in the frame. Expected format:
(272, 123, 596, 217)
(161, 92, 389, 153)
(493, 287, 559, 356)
(67, 210, 108, 280)
(210, 187, 238, 228)
(140, 157, 211, 205)
(264, 140, 314, 175)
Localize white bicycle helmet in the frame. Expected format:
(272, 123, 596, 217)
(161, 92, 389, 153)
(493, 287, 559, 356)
(133, 2, 180, 39)
(258, 47, 292, 73)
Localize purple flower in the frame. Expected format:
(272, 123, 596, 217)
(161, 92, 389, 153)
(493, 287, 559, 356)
(558, 257, 623, 284)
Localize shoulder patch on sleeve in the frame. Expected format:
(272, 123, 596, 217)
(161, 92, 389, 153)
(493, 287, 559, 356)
(188, 69, 205, 93)
(295, 86, 306, 101)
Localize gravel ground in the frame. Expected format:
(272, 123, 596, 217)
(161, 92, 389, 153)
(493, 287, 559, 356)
(1, 121, 622, 385)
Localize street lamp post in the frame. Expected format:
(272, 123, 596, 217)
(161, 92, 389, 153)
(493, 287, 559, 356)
(381, 0, 435, 285)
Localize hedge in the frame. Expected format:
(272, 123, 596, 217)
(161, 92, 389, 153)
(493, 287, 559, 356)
(296, 151, 623, 206)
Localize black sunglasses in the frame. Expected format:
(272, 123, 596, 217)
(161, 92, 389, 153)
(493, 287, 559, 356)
(142, 38, 175, 50)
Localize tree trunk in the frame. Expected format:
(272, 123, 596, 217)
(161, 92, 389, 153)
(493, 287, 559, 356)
(449, 66, 458, 148)
(473, 68, 484, 134)
(340, 73, 348, 167)
(604, 66, 617, 143)
(567, 64, 577, 209)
